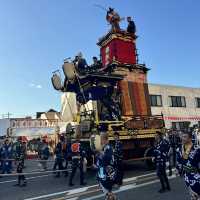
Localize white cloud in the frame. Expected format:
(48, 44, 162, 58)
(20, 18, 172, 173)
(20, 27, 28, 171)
(29, 83, 42, 89)
(29, 83, 35, 87)
(36, 85, 42, 89)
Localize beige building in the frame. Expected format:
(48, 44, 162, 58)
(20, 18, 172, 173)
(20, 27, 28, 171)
(149, 84, 200, 129)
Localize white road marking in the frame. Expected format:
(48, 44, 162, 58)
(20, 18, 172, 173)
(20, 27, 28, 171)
(82, 175, 177, 200)
(68, 188, 88, 195)
(123, 177, 137, 182)
(0, 174, 50, 184)
(24, 172, 177, 200)
(123, 168, 176, 183)
(118, 183, 137, 191)
(0, 171, 151, 185)
(25, 191, 69, 200)
(65, 198, 78, 200)
(24, 184, 98, 200)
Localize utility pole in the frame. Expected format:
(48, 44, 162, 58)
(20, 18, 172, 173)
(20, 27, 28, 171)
(7, 112, 12, 118)
(1, 112, 12, 119)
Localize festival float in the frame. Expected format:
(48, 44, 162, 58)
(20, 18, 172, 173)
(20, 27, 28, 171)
(51, 8, 165, 168)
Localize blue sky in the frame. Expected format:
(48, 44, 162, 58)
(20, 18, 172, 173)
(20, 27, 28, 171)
(0, 0, 200, 117)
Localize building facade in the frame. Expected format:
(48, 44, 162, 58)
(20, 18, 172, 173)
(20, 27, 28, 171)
(149, 84, 200, 129)
(0, 119, 10, 136)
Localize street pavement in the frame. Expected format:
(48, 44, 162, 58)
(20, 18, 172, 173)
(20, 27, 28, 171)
(0, 160, 190, 200)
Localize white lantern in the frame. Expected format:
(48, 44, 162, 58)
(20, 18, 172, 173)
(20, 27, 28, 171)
(51, 73, 62, 91)
(62, 62, 76, 80)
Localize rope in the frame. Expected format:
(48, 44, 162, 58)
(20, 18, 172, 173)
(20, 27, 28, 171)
(93, 4, 107, 12)
(0, 163, 94, 177)
(0, 159, 64, 162)
(75, 72, 90, 112)
(0, 169, 72, 177)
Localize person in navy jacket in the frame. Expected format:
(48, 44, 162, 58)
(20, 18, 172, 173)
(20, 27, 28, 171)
(68, 137, 87, 186)
(153, 131, 171, 193)
(176, 131, 200, 200)
(96, 132, 117, 200)
(113, 132, 123, 186)
(1, 139, 13, 174)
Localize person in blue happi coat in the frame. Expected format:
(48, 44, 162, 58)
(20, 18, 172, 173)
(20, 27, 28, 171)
(176, 131, 200, 200)
(192, 127, 199, 147)
(113, 132, 123, 186)
(153, 131, 171, 193)
(39, 139, 50, 171)
(96, 132, 118, 200)
(63, 137, 72, 177)
(14, 137, 26, 166)
(53, 138, 64, 177)
(1, 139, 13, 174)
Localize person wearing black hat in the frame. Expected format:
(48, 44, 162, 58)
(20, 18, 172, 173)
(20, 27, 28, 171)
(153, 131, 171, 193)
(127, 17, 136, 35)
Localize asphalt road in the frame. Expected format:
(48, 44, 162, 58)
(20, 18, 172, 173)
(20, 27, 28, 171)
(80, 177, 190, 200)
(0, 160, 190, 200)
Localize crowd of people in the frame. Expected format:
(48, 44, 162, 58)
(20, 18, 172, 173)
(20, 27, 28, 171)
(153, 128, 200, 200)
(0, 137, 27, 186)
(0, 127, 199, 200)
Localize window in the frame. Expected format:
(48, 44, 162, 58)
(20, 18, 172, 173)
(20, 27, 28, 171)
(169, 96, 186, 107)
(150, 95, 162, 107)
(172, 121, 190, 130)
(195, 98, 200, 108)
